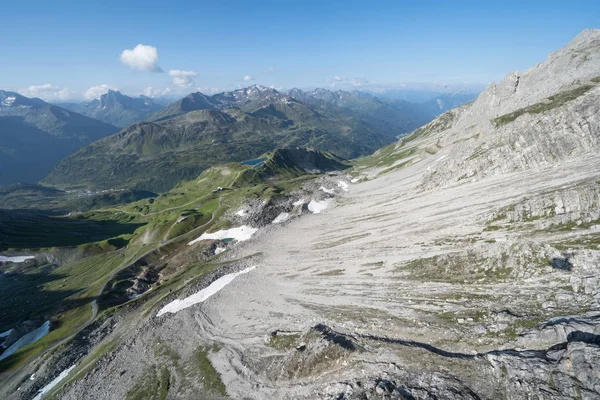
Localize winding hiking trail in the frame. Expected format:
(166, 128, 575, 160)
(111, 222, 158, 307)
(3, 194, 226, 383)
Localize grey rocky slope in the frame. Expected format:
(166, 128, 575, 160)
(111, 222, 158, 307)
(59, 90, 163, 128)
(0, 91, 119, 185)
(5, 30, 600, 399)
(287, 88, 433, 138)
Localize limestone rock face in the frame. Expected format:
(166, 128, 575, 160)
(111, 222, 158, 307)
(387, 29, 600, 191)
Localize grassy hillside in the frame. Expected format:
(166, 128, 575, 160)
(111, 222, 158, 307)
(0, 148, 348, 373)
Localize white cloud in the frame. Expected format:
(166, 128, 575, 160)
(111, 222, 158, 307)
(197, 87, 221, 94)
(169, 70, 197, 87)
(21, 84, 74, 101)
(351, 78, 369, 87)
(265, 67, 275, 73)
(141, 87, 172, 98)
(326, 76, 370, 89)
(84, 84, 117, 100)
(120, 44, 163, 72)
(243, 75, 254, 81)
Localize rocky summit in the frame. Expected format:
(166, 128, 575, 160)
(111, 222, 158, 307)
(59, 90, 164, 128)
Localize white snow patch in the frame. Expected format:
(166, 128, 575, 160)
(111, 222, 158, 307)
(0, 321, 50, 361)
(0, 329, 12, 338)
(214, 247, 226, 255)
(319, 186, 335, 195)
(188, 226, 258, 245)
(437, 155, 446, 161)
(337, 181, 349, 191)
(128, 288, 152, 300)
(308, 199, 333, 214)
(157, 266, 256, 316)
(235, 209, 248, 217)
(292, 199, 305, 206)
(272, 212, 290, 224)
(0, 255, 34, 263)
(33, 364, 77, 400)
(350, 178, 360, 183)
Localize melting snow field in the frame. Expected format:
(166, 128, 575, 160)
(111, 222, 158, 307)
(292, 199, 305, 206)
(0, 255, 34, 263)
(188, 226, 258, 245)
(337, 181, 349, 191)
(214, 247, 226, 255)
(157, 266, 256, 316)
(272, 212, 290, 224)
(235, 209, 248, 217)
(308, 199, 333, 214)
(0, 329, 12, 338)
(319, 186, 335, 195)
(0, 321, 50, 361)
(350, 178, 360, 183)
(32, 365, 77, 400)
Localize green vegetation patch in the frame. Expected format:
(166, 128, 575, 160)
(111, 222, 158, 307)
(0, 245, 148, 372)
(126, 366, 171, 400)
(403, 111, 455, 144)
(0, 209, 142, 251)
(355, 143, 417, 169)
(315, 269, 345, 276)
(492, 85, 594, 127)
(195, 346, 227, 396)
(396, 251, 514, 284)
(267, 332, 300, 350)
(551, 233, 600, 251)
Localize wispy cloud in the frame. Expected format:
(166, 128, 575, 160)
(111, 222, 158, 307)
(169, 70, 197, 86)
(20, 84, 74, 101)
(351, 78, 369, 87)
(326, 76, 369, 88)
(265, 67, 276, 73)
(243, 75, 254, 81)
(84, 84, 117, 100)
(142, 87, 172, 98)
(120, 44, 163, 72)
(196, 86, 221, 94)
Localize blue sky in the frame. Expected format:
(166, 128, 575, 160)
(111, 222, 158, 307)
(1, 0, 598, 101)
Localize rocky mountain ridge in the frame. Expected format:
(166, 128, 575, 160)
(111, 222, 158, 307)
(59, 90, 164, 127)
(0, 90, 119, 185)
(42, 86, 413, 192)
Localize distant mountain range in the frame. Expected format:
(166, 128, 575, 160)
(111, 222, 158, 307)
(287, 88, 432, 138)
(58, 90, 164, 127)
(43, 85, 406, 192)
(0, 90, 119, 186)
(0, 85, 476, 191)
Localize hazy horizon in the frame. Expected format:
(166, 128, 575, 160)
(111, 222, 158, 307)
(1, 0, 599, 102)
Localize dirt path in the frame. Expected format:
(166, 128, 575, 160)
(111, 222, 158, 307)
(3, 195, 227, 383)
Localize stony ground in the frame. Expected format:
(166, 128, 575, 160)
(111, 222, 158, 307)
(46, 147, 600, 400)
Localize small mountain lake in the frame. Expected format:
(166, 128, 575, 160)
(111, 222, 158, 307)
(242, 157, 268, 167)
